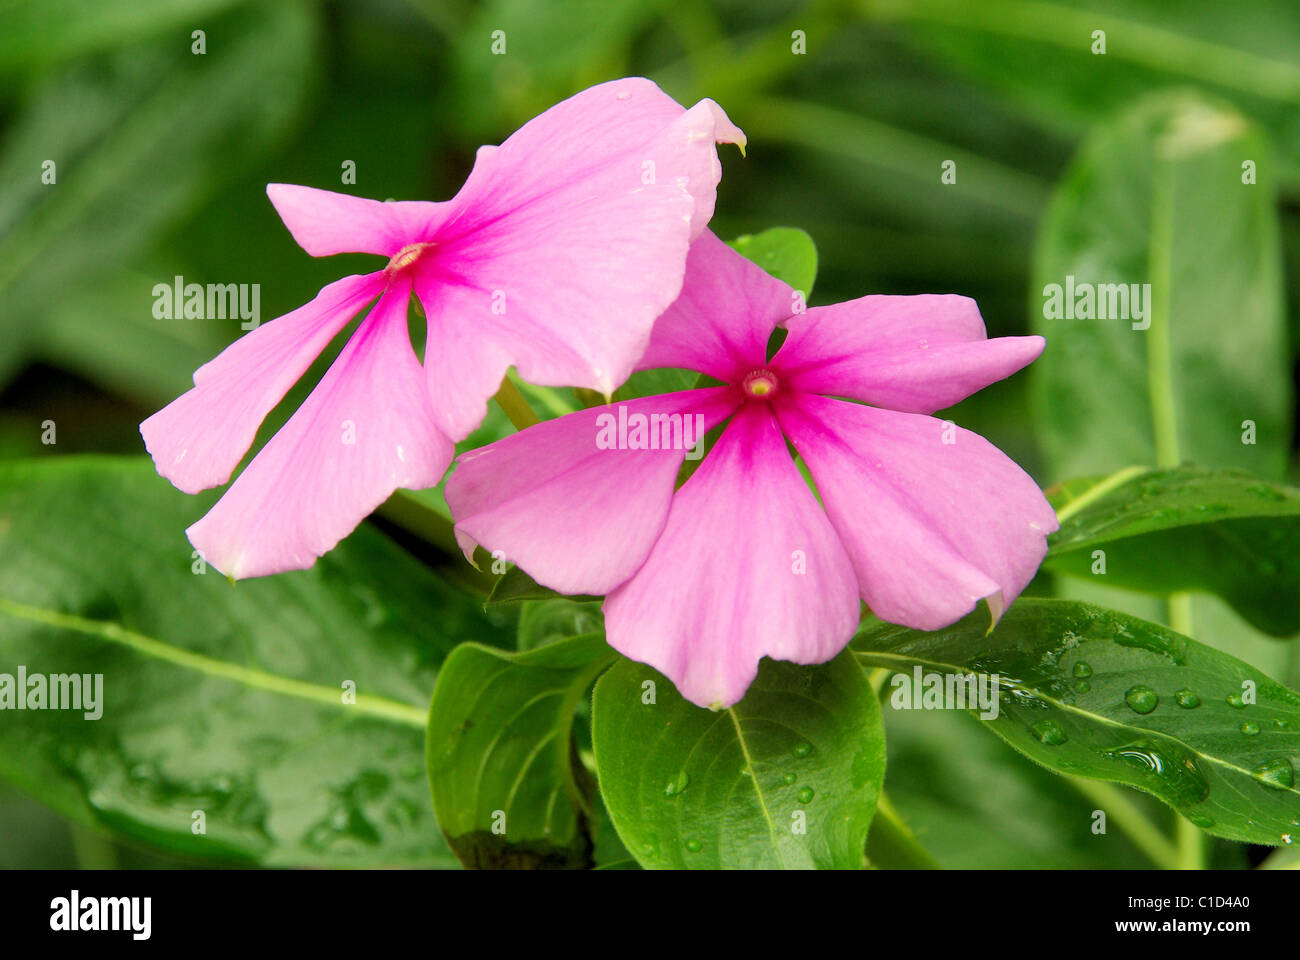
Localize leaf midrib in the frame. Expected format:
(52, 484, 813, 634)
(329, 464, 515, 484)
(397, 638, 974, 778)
(0, 595, 428, 728)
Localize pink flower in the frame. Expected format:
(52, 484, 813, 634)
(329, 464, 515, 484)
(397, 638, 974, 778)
(140, 79, 744, 579)
(447, 232, 1059, 708)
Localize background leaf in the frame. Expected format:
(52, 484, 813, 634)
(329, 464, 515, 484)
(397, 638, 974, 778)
(1046, 466, 1300, 635)
(0, 456, 513, 867)
(1030, 90, 1289, 483)
(592, 650, 885, 869)
(728, 225, 819, 297)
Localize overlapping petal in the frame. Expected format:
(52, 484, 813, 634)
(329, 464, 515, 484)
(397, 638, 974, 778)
(187, 277, 452, 579)
(634, 230, 795, 382)
(775, 392, 1057, 631)
(448, 388, 741, 595)
(425, 78, 746, 398)
(140, 272, 384, 495)
(775, 294, 1045, 414)
(603, 404, 861, 708)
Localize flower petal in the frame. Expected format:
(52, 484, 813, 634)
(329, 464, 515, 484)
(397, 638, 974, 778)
(414, 272, 592, 442)
(603, 404, 860, 709)
(774, 294, 1045, 414)
(634, 230, 795, 382)
(448, 388, 740, 595)
(428, 78, 745, 396)
(775, 393, 1057, 631)
(141, 272, 385, 495)
(187, 277, 452, 579)
(267, 183, 451, 258)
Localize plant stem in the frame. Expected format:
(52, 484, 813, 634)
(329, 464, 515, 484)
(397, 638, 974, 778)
(865, 793, 941, 869)
(494, 374, 541, 430)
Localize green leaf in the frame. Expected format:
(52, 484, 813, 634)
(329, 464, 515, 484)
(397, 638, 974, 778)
(515, 599, 604, 651)
(1046, 465, 1300, 636)
(425, 633, 615, 868)
(591, 651, 885, 869)
(486, 564, 597, 606)
(855, 598, 1300, 846)
(728, 226, 819, 298)
(0, 456, 513, 867)
(0, 1, 316, 380)
(1030, 91, 1289, 484)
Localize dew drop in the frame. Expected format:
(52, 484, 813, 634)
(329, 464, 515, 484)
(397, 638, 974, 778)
(1240, 721, 1260, 737)
(782, 773, 796, 785)
(793, 741, 812, 758)
(1226, 693, 1246, 709)
(1125, 685, 1159, 715)
(1188, 813, 1215, 828)
(1072, 661, 1093, 679)
(664, 771, 690, 797)
(1252, 759, 1294, 790)
(685, 838, 702, 852)
(1174, 689, 1201, 709)
(1031, 719, 1068, 745)
(1074, 680, 1091, 694)
(797, 787, 814, 803)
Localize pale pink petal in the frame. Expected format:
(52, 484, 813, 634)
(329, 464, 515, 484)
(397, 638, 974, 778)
(141, 272, 385, 495)
(447, 388, 741, 595)
(775, 393, 1057, 631)
(267, 183, 451, 258)
(427, 78, 745, 396)
(603, 404, 861, 709)
(634, 230, 795, 382)
(187, 277, 452, 579)
(774, 294, 1045, 414)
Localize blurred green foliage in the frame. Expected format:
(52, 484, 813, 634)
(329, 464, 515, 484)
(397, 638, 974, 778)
(0, 0, 1297, 867)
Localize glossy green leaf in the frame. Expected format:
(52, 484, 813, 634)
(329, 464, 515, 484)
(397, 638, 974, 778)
(0, 456, 513, 867)
(855, 599, 1300, 846)
(728, 226, 819, 297)
(1046, 465, 1300, 635)
(425, 633, 615, 868)
(1030, 91, 1289, 484)
(592, 651, 885, 869)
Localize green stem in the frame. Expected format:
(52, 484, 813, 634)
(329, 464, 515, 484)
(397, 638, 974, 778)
(865, 793, 941, 869)
(1145, 147, 1207, 871)
(494, 375, 541, 431)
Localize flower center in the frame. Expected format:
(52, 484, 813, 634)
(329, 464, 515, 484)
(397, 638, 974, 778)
(741, 368, 779, 399)
(386, 242, 434, 275)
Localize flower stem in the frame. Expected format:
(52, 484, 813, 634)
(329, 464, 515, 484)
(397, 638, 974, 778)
(494, 375, 541, 431)
(865, 793, 941, 869)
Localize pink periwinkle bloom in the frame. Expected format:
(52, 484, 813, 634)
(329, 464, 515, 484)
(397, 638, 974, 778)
(447, 232, 1059, 708)
(141, 78, 744, 579)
